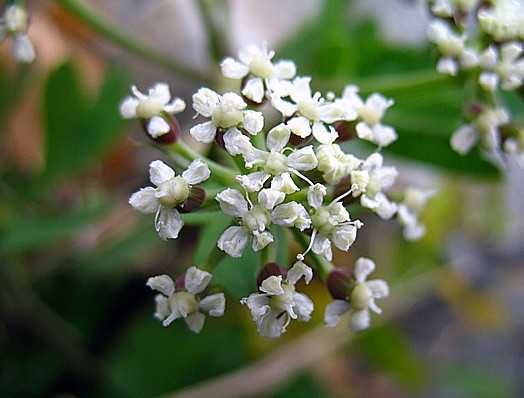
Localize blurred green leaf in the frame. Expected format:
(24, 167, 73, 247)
(355, 325, 425, 388)
(42, 62, 128, 181)
(213, 245, 258, 299)
(0, 201, 108, 255)
(192, 211, 231, 266)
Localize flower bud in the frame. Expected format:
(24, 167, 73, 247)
(257, 262, 288, 292)
(327, 267, 355, 300)
(177, 185, 206, 213)
(333, 120, 357, 142)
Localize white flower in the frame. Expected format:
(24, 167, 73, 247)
(270, 77, 341, 144)
(478, 0, 524, 42)
(478, 42, 524, 92)
(221, 42, 297, 103)
(0, 4, 35, 63)
(147, 267, 225, 333)
(129, 159, 210, 240)
(119, 83, 186, 138)
(396, 187, 436, 241)
(340, 85, 397, 147)
(241, 261, 314, 338)
(324, 257, 389, 331)
(302, 183, 362, 261)
(190, 89, 263, 143)
(315, 143, 361, 185)
(224, 124, 317, 192)
(216, 188, 274, 257)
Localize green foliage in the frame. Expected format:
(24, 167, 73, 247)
(42, 61, 128, 181)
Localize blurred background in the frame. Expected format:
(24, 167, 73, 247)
(1, 0, 523, 397)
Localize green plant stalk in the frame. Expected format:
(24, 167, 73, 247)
(54, 0, 213, 85)
(170, 140, 238, 186)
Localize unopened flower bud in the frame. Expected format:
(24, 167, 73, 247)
(327, 267, 355, 300)
(177, 185, 206, 213)
(333, 120, 357, 142)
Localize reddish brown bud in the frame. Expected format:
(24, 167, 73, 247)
(257, 262, 288, 292)
(333, 120, 357, 142)
(327, 267, 355, 300)
(177, 185, 206, 213)
(141, 115, 181, 144)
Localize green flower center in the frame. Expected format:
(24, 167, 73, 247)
(136, 99, 165, 119)
(249, 56, 273, 79)
(350, 283, 372, 311)
(298, 99, 320, 122)
(264, 151, 288, 175)
(156, 176, 190, 207)
(212, 104, 244, 128)
(269, 283, 296, 313)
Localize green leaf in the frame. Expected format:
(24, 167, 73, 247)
(355, 325, 425, 388)
(213, 247, 258, 299)
(0, 201, 108, 255)
(42, 62, 128, 181)
(192, 211, 231, 266)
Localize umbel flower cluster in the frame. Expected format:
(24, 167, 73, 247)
(123, 43, 433, 338)
(424, 0, 524, 166)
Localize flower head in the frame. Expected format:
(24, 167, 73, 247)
(221, 42, 296, 103)
(241, 261, 314, 338)
(324, 257, 389, 331)
(120, 83, 186, 141)
(129, 159, 210, 240)
(147, 267, 225, 333)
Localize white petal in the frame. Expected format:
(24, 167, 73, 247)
(450, 124, 478, 155)
(146, 274, 175, 296)
(12, 34, 35, 63)
(356, 122, 374, 141)
(256, 310, 288, 338)
(311, 235, 333, 261)
(258, 188, 285, 210)
(221, 57, 250, 79)
(147, 116, 170, 138)
(252, 231, 274, 251)
(307, 183, 327, 209)
(289, 76, 312, 103)
(149, 82, 171, 104)
(119, 97, 139, 119)
(184, 266, 212, 295)
(192, 87, 219, 117)
(153, 294, 171, 321)
(149, 160, 175, 186)
(354, 257, 376, 283)
(271, 172, 299, 194)
(190, 121, 217, 144)
(217, 226, 249, 258)
(222, 92, 247, 109)
(372, 124, 397, 147)
(287, 116, 312, 138)
(266, 123, 291, 152)
(199, 293, 226, 317)
(182, 159, 210, 185)
(287, 261, 313, 284)
(332, 224, 357, 251)
(216, 188, 249, 217)
(242, 77, 265, 103)
(293, 292, 314, 321)
(185, 311, 206, 333)
(260, 275, 284, 295)
(271, 202, 311, 230)
(271, 96, 297, 117)
(367, 280, 390, 299)
(350, 309, 371, 331)
(243, 110, 264, 135)
(164, 98, 186, 114)
(312, 122, 338, 144)
(241, 293, 271, 318)
(129, 187, 159, 214)
(272, 60, 296, 79)
(155, 207, 184, 240)
(287, 145, 318, 170)
(324, 300, 351, 327)
(236, 172, 270, 192)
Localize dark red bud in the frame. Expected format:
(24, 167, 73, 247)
(174, 274, 186, 291)
(177, 185, 206, 213)
(333, 120, 357, 142)
(327, 267, 355, 300)
(141, 115, 181, 144)
(257, 262, 288, 292)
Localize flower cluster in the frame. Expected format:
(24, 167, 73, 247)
(0, 3, 35, 63)
(124, 42, 432, 337)
(424, 0, 524, 165)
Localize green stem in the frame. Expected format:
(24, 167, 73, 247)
(197, 229, 229, 273)
(195, 0, 229, 63)
(54, 0, 213, 85)
(170, 140, 238, 186)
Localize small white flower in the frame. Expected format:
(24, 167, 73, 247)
(221, 42, 297, 103)
(396, 187, 436, 241)
(129, 159, 210, 240)
(119, 83, 185, 138)
(0, 4, 35, 63)
(224, 125, 317, 192)
(241, 261, 314, 338)
(147, 267, 225, 333)
(478, 0, 524, 42)
(340, 85, 397, 147)
(190, 89, 263, 143)
(478, 42, 524, 92)
(216, 188, 274, 257)
(315, 143, 360, 185)
(324, 257, 389, 331)
(270, 77, 341, 144)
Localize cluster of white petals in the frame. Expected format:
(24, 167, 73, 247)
(120, 83, 186, 138)
(241, 261, 314, 338)
(147, 267, 225, 333)
(129, 159, 210, 240)
(0, 4, 35, 63)
(324, 258, 389, 331)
